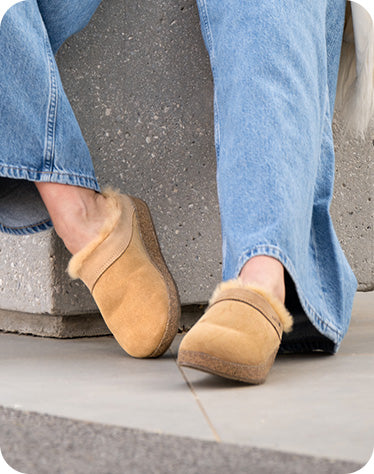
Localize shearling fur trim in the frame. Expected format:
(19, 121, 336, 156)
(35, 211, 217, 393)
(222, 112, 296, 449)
(209, 278, 293, 333)
(67, 187, 122, 280)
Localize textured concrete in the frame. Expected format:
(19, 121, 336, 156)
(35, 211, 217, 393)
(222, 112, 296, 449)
(0, 305, 203, 338)
(0, 291, 372, 466)
(57, 0, 221, 305)
(55, 0, 374, 295)
(0, 308, 109, 338)
(0, 0, 372, 333)
(0, 408, 361, 474)
(332, 118, 374, 291)
(0, 230, 97, 315)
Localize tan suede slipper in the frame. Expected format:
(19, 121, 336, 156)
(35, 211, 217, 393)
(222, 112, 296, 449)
(177, 279, 293, 383)
(68, 189, 180, 358)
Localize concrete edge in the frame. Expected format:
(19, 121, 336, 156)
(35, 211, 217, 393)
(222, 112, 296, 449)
(0, 308, 110, 338)
(0, 305, 207, 338)
(0, 406, 362, 474)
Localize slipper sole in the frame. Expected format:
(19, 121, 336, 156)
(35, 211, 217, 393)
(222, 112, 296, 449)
(178, 348, 278, 384)
(131, 196, 181, 358)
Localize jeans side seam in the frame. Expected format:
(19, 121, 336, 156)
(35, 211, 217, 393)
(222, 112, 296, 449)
(197, 0, 213, 56)
(198, 0, 221, 161)
(310, 87, 334, 321)
(234, 244, 343, 344)
(42, 26, 58, 172)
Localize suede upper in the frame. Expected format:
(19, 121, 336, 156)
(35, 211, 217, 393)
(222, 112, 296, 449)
(68, 191, 180, 359)
(92, 213, 170, 357)
(178, 280, 294, 382)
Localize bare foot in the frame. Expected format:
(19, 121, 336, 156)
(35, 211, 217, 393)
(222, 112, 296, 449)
(36, 183, 111, 255)
(239, 255, 286, 304)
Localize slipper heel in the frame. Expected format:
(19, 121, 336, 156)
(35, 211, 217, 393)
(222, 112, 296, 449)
(131, 196, 181, 357)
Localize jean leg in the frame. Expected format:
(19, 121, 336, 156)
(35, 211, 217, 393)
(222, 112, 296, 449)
(196, 0, 356, 350)
(37, 0, 102, 54)
(301, 0, 358, 351)
(0, 0, 100, 234)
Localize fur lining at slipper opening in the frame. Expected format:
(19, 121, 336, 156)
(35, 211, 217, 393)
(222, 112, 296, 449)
(209, 278, 293, 333)
(67, 187, 122, 280)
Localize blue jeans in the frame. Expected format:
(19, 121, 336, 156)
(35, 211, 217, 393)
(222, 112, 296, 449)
(197, 0, 357, 353)
(0, 0, 357, 352)
(0, 0, 101, 233)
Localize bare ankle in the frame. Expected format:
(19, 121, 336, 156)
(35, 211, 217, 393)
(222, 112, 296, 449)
(239, 255, 286, 303)
(36, 183, 110, 254)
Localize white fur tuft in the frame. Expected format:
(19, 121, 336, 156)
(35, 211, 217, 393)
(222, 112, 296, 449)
(336, 4, 374, 137)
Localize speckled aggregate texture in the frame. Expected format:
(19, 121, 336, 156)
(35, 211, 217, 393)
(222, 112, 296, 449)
(0, 0, 372, 332)
(0, 407, 361, 474)
(332, 117, 374, 291)
(55, 0, 221, 305)
(0, 229, 97, 315)
(0, 231, 53, 314)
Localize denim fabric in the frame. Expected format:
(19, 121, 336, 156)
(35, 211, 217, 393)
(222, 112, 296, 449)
(196, 0, 358, 352)
(0, 0, 101, 234)
(0, 0, 358, 352)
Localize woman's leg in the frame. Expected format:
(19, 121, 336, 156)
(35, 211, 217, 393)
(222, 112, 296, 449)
(36, 0, 110, 254)
(201, 0, 357, 350)
(36, 183, 110, 254)
(0, 0, 102, 238)
(239, 255, 285, 303)
(0, 0, 180, 358)
(178, 0, 357, 383)
(37, 0, 102, 55)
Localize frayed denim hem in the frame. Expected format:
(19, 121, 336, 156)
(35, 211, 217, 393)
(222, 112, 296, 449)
(233, 244, 343, 353)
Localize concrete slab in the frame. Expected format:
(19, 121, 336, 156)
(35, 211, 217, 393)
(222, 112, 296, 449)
(0, 308, 109, 338)
(179, 291, 374, 464)
(0, 335, 214, 441)
(0, 229, 98, 315)
(338, 290, 374, 355)
(332, 118, 374, 291)
(0, 407, 361, 474)
(0, 290, 371, 466)
(56, 0, 222, 305)
(0, 305, 204, 338)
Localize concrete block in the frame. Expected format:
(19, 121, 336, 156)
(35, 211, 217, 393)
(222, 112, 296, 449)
(0, 308, 109, 338)
(0, 0, 372, 337)
(332, 118, 374, 291)
(0, 305, 204, 338)
(57, 0, 221, 304)
(56, 0, 374, 292)
(0, 230, 97, 315)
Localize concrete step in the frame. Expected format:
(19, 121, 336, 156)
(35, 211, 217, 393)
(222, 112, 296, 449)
(0, 407, 361, 474)
(0, 291, 372, 473)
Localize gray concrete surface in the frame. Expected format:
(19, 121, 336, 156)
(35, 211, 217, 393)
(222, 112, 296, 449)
(332, 119, 374, 291)
(0, 291, 372, 468)
(0, 228, 98, 316)
(0, 308, 109, 338)
(0, 0, 372, 333)
(0, 304, 205, 338)
(0, 408, 361, 474)
(57, 0, 221, 306)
